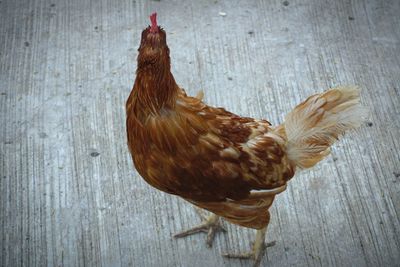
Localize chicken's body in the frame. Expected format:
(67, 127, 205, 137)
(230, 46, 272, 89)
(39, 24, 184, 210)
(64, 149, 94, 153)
(126, 13, 367, 266)
(127, 83, 294, 228)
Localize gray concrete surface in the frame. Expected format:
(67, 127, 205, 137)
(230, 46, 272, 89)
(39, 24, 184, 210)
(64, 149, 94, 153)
(1, 0, 399, 266)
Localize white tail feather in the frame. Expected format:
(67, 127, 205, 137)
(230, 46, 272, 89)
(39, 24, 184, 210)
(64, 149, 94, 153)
(284, 86, 368, 169)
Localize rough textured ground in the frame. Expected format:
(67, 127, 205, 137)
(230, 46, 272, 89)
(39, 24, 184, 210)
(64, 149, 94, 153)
(1, 0, 399, 266)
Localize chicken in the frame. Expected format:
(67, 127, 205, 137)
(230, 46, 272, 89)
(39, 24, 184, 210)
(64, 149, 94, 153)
(126, 13, 367, 266)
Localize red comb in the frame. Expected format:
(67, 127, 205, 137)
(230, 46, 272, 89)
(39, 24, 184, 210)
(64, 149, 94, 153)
(150, 12, 158, 33)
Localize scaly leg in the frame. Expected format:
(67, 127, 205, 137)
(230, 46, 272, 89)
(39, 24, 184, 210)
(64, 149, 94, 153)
(174, 208, 226, 247)
(222, 226, 276, 267)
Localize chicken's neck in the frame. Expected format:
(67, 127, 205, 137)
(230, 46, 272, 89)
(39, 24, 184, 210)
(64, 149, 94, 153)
(133, 64, 178, 114)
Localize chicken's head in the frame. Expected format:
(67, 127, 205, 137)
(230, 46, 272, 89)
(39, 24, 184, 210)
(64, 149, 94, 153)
(137, 13, 169, 68)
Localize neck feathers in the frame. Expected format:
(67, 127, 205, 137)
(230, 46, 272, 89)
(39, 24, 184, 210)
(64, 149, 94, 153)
(131, 60, 178, 115)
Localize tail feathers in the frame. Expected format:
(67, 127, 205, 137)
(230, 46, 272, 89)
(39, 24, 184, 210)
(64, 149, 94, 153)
(284, 86, 368, 169)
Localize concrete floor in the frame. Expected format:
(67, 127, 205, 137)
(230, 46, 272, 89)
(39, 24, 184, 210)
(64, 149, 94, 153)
(1, 0, 399, 266)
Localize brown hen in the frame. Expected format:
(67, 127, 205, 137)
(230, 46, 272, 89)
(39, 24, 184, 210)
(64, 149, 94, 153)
(126, 13, 367, 266)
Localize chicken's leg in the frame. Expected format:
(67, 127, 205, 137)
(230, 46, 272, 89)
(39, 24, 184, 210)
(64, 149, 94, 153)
(222, 226, 276, 267)
(174, 208, 226, 247)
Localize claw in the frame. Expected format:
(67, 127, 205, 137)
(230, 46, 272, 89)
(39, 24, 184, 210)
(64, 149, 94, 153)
(174, 212, 225, 247)
(222, 227, 275, 267)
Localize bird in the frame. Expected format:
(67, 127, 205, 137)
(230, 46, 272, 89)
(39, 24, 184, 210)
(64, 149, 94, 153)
(125, 12, 367, 266)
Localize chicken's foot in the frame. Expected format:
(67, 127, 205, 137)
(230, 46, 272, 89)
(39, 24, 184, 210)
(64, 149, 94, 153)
(174, 209, 226, 247)
(222, 227, 275, 267)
